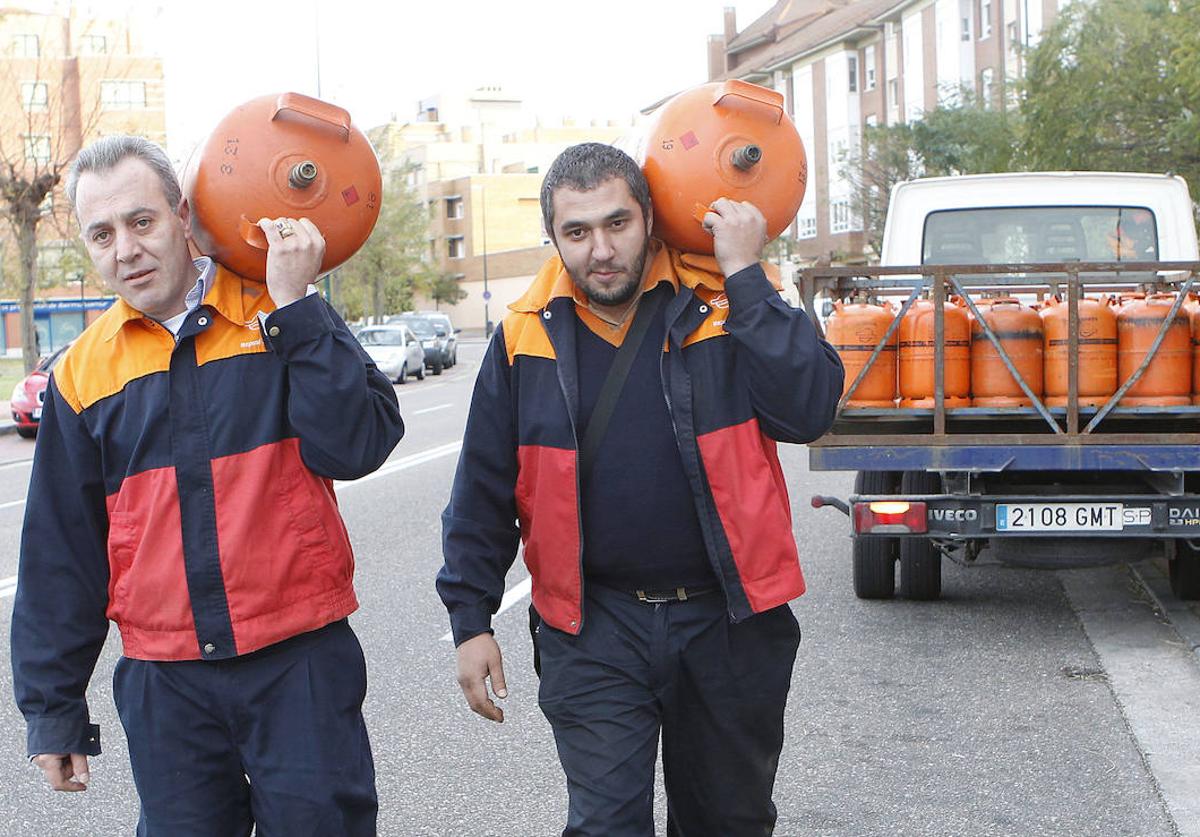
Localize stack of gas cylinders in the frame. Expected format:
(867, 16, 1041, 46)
(827, 290, 1200, 408)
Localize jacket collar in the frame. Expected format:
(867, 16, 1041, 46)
(101, 261, 255, 341)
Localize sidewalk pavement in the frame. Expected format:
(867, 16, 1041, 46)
(0, 400, 16, 436)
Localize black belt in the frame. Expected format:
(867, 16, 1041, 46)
(633, 585, 717, 603)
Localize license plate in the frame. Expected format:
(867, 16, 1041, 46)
(32, 408, 41, 420)
(996, 503, 1124, 532)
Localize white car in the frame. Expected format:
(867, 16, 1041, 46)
(357, 325, 426, 384)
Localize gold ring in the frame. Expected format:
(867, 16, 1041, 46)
(275, 219, 295, 239)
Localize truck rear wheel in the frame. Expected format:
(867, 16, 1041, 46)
(853, 471, 899, 599)
(899, 470, 942, 600)
(1170, 542, 1200, 601)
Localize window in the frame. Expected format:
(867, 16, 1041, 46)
(11, 34, 39, 57)
(445, 196, 463, 219)
(23, 135, 51, 164)
(961, 15, 971, 41)
(1007, 21, 1019, 48)
(80, 35, 108, 55)
(831, 200, 852, 235)
(922, 206, 1159, 264)
(979, 2, 992, 38)
(447, 236, 465, 259)
(100, 80, 147, 110)
(848, 54, 858, 93)
(21, 82, 48, 112)
(888, 79, 899, 106)
(865, 47, 876, 90)
(798, 217, 817, 239)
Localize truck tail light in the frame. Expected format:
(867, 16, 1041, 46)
(854, 501, 928, 534)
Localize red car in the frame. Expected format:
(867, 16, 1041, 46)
(10, 342, 71, 439)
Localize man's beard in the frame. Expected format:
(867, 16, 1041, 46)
(569, 240, 649, 307)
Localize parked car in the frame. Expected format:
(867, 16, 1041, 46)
(11, 341, 72, 439)
(388, 314, 453, 374)
(356, 325, 425, 384)
(416, 312, 459, 368)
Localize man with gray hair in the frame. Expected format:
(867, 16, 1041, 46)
(11, 134, 402, 835)
(438, 142, 842, 834)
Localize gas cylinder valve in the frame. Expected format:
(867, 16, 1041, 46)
(731, 144, 762, 171)
(289, 161, 319, 189)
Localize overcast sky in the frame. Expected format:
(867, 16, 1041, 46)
(146, 0, 777, 164)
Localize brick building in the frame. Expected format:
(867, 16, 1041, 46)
(703, 0, 1064, 264)
(0, 6, 165, 354)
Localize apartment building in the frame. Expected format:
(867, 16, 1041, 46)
(707, 0, 1061, 263)
(369, 87, 633, 330)
(0, 6, 165, 353)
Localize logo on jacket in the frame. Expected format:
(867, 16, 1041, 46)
(710, 293, 729, 310)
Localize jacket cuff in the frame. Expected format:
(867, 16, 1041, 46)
(724, 263, 777, 310)
(449, 607, 495, 648)
(262, 293, 335, 355)
(27, 716, 101, 758)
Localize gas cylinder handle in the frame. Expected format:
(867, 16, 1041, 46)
(273, 93, 351, 141)
(238, 215, 269, 251)
(712, 80, 784, 125)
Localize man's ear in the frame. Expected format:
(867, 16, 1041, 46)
(177, 197, 193, 237)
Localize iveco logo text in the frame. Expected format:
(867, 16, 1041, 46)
(931, 509, 978, 522)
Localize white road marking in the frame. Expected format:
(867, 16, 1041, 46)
(0, 498, 26, 511)
(413, 404, 453, 416)
(440, 575, 532, 642)
(335, 440, 462, 491)
(0, 575, 16, 599)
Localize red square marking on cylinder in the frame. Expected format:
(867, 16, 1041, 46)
(680, 131, 699, 150)
(342, 186, 360, 206)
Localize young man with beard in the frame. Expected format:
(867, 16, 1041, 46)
(437, 142, 843, 835)
(11, 135, 402, 835)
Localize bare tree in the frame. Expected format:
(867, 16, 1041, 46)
(0, 12, 126, 370)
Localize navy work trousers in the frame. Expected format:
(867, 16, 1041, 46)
(535, 584, 801, 837)
(113, 618, 377, 836)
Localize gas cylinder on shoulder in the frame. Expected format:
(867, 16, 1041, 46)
(183, 92, 383, 281)
(640, 80, 807, 255)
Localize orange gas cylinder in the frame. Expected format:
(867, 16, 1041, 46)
(898, 298, 970, 408)
(1117, 293, 1192, 406)
(971, 298, 1044, 408)
(183, 92, 382, 281)
(826, 297, 897, 407)
(640, 80, 807, 255)
(1185, 294, 1200, 405)
(1040, 296, 1117, 407)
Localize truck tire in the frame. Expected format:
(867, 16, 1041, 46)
(853, 471, 900, 599)
(899, 470, 942, 600)
(1170, 542, 1200, 601)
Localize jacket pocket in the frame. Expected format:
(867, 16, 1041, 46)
(107, 511, 139, 604)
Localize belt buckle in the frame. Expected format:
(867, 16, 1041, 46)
(635, 587, 688, 603)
